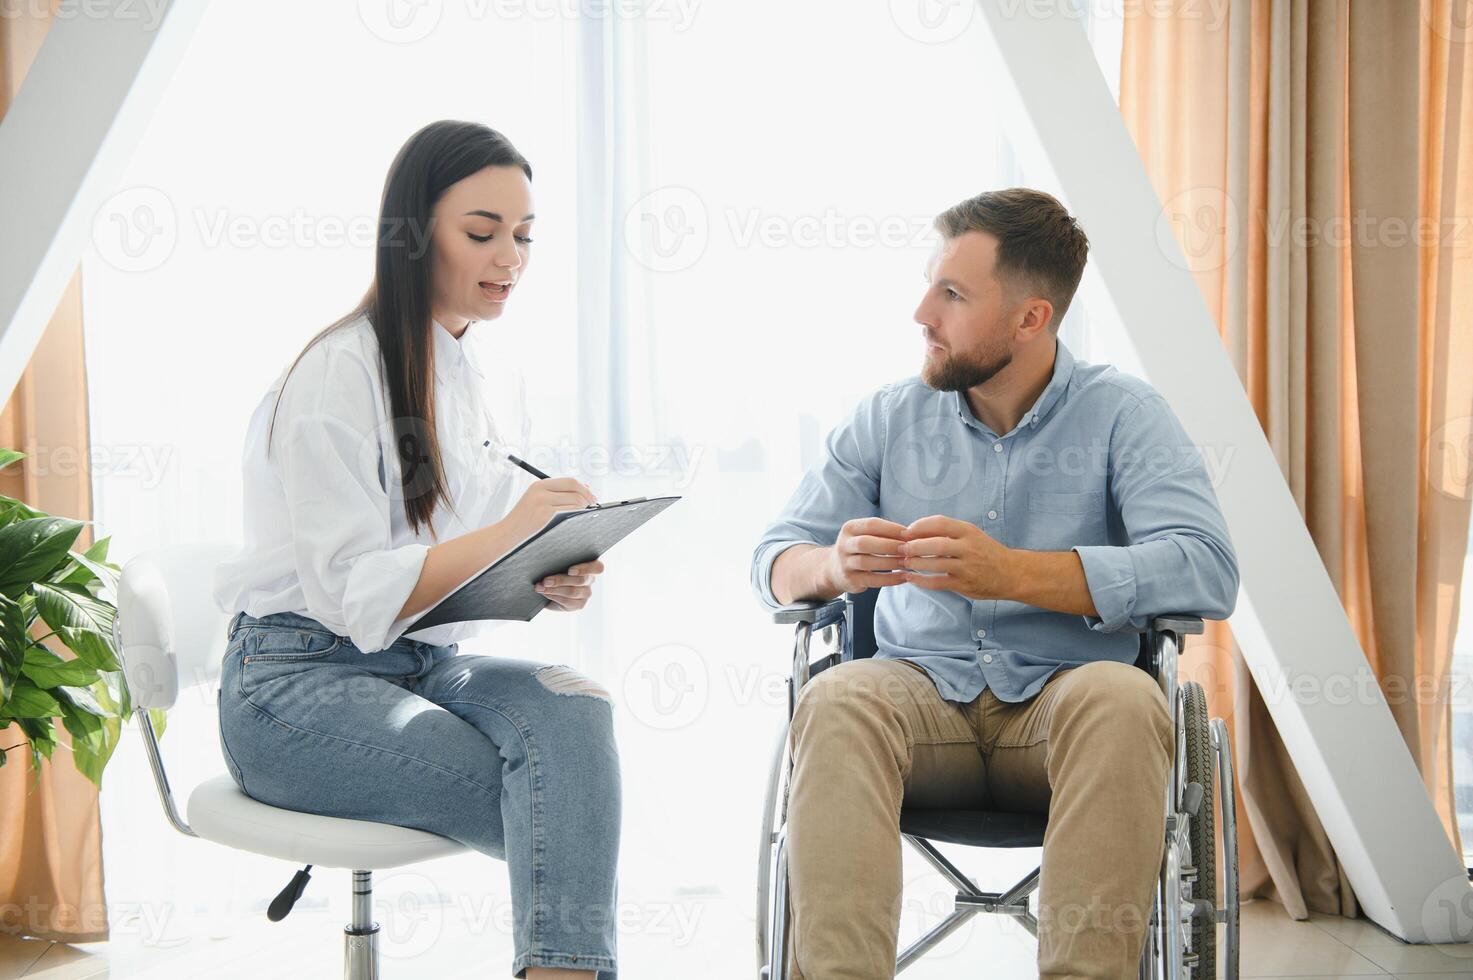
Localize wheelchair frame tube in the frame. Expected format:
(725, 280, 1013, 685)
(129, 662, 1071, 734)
(1156, 629, 1186, 979)
(1212, 717, 1240, 979)
(789, 623, 813, 719)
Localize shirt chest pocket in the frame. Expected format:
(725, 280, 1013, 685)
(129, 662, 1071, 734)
(1023, 490, 1108, 550)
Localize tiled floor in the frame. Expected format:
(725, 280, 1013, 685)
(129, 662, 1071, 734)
(3, 897, 1473, 978)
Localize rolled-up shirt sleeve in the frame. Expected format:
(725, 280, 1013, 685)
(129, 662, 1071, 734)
(1072, 394, 1240, 632)
(273, 351, 430, 652)
(750, 387, 888, 609)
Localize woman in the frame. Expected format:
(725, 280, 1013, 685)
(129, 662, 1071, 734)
(212, 120, 619, 980)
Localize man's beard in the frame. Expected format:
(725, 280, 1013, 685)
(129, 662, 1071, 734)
(922, 335, 1013, 392)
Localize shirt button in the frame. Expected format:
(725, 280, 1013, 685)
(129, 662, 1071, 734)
(976, 628, 986, 638)
(992, 443, 1003, 453)
(982, 653, 994, 664)
(987, 509, 998, 520)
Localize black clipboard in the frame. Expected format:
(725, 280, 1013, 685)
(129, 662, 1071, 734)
(406, 495, 680, 629)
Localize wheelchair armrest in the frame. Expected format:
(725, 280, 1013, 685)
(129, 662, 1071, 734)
(771, 597, 847, 629)
(1152, 615, 1205, 636)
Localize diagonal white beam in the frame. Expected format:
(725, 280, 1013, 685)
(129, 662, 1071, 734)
(0, 0, 208, 404)
(972, 0, 1471, 943)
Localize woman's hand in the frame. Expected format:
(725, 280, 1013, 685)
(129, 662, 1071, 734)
(505, 477, 597, 539)
(535, 560, 605, 611)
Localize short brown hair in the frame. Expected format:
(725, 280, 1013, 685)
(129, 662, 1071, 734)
(934, 188, 1089, 330)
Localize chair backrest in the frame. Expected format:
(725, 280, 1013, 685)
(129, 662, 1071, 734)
(115, 542, 239, 710)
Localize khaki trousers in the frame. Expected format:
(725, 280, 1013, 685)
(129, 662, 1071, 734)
(783, 656, 1173, 980)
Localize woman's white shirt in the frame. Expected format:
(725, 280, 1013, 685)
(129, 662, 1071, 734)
(212, 314, 532, 652)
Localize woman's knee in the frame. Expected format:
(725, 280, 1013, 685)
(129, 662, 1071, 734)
(533, 664, 613, 704)
(527, 664, 619, 764)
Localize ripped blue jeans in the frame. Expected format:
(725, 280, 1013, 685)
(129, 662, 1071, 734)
(217, 610, 620, 978)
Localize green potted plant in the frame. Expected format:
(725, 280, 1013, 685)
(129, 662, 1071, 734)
(0, 448, 161, 786)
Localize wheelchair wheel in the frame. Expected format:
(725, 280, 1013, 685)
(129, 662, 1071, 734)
(1181, 681, 1216, 978)
(756, 723, 789, 972)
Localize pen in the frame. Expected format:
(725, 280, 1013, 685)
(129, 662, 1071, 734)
(484, 439, 552, 481)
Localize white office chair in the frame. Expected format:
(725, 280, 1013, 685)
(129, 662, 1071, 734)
(114, 542, 467, 978)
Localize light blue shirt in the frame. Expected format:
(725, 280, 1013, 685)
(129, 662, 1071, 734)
(751, 339, 1239, 704)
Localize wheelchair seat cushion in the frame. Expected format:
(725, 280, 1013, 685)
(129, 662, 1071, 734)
(899, 807, 1048, 848)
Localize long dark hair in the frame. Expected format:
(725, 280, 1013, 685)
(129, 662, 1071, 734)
(267, 120, 532, 538)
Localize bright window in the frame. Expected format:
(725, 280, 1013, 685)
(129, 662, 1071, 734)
(83, 2, 1130, 972)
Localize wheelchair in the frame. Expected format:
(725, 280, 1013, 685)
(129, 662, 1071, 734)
(757, 588, 1240, 979)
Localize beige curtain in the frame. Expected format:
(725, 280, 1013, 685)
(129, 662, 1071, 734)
(1121, 0, 1473, 921)
(0, 2, 108, 944)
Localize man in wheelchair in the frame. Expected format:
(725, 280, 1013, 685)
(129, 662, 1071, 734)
(750, 188, 1239, 979)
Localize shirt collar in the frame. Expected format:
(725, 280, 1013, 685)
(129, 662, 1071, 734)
(953, 337, 1076, 437)
(432, 319, 486, 384)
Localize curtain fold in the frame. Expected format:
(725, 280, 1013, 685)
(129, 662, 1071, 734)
(0, 2, 109, 944)
(1121, 0, 1473, 922)
(1413, 0, 1473, 856)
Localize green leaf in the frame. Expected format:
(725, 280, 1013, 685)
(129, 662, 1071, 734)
(0, 449, 23, 472)
(2, 679, 62, 718)
(59, 700, 103, 740)
(93, 669, 133, 722)
(21, 647, 99, 689)
(0, 593, 28, 705)
(57, 684, 120, 786)
(0, 518, 84, 596)
(32, 583, 118, 671)
(56, 629, 118, 672)
(58, 702, 102, 747)
(55, 682, 107, 717)
(68, 720, 119, 787)
(22, 717, 57, 769)
(51, 534, 117, 589)
(51, 550, 120, 599)
(0, 497, 44, 528)
(0, 512, 128, 787)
